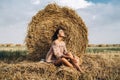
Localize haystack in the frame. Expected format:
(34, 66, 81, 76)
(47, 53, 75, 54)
(25, 4, 88, 61)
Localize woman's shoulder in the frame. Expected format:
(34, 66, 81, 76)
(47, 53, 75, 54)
(51, 40, 59, 46)
(52, 40, 59, 44)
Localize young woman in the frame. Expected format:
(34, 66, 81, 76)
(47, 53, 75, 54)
(45, 26, 84, 73)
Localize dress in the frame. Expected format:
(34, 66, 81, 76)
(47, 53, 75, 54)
(45, 41, 68, 62)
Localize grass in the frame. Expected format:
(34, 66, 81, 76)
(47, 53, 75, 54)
(0, 50, 26, 61)
(86, 47, 120, 53)
(0, 46, 120, 60)
(0, 46, 120, 62)
(0, 46, 27, 63)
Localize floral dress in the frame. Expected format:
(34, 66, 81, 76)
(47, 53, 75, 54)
(45, 41, 68, 63)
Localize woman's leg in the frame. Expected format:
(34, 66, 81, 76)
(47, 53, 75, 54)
(67, 52, 84, 73)
(54, 57, 73, 68)
(61, 58, 73, 67)
(71, 56, 84, 73)
(72, 61, 84, 73)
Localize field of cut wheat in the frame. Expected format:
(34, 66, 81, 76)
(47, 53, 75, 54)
(0, 44, 120, 80)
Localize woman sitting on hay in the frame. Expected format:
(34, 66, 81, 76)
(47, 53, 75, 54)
(45, 26, 84, 73)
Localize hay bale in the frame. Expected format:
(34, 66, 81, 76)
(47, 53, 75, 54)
(25, 4, 88, 61)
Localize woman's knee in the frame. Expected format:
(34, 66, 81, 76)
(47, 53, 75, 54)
(61, 57, 67, 61)
(67, 52, 73, 57)
(74, 56, 83, 65)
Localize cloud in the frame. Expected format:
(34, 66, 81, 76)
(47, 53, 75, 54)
(0, 0, 33, 44)
(31, 0, 93, 9)
(0, 26, 27, 44)
(57, 0, 93, 9)
(31, 0, 40, 5)
(77, 2, 120, 44)
(0, 0, 120, 44)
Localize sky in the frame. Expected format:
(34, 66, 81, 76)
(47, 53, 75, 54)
(0, 0, 120, 44)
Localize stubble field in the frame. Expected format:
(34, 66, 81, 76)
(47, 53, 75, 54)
(0, 44, 119, 80)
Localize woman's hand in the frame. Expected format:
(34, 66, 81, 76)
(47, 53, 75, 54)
(61, 55, 71, 59)
(62, 55, 77, 63)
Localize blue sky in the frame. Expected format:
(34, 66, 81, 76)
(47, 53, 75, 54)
(0, 0, 120, 44)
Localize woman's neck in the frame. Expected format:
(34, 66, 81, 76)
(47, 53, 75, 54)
(58, 37, 63, 42)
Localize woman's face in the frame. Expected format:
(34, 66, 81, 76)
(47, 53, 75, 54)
(58, 29, 65, 37)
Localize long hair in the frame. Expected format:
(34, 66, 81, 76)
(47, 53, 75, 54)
(52, 26, 65, 41)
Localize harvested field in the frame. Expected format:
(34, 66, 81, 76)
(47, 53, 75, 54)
(0, 53, 120, 80)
